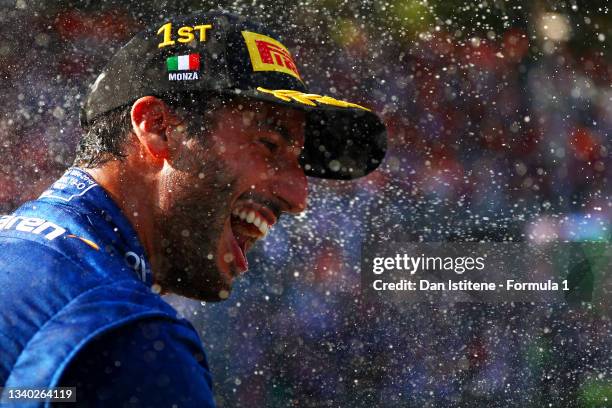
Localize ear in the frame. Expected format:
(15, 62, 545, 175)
(131, 96, 180, 161)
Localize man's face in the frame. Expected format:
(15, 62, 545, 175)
(154, 99, 307, 301)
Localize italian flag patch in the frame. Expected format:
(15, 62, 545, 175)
(166, 53, 200, 71)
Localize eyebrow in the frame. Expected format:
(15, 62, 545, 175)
(274, 123, 292, 143)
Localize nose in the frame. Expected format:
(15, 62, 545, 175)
(271, 159, 308, 214)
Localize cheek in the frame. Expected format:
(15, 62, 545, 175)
(221, 145, 277, 183)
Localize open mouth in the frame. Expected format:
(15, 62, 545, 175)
(227, 201, 277, 275)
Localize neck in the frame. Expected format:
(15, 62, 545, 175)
(81, 164, 161, 274)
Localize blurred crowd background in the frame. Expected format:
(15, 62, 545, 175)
(1, 0, 610, 406)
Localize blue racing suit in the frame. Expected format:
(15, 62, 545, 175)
(0, 168, 216, 407)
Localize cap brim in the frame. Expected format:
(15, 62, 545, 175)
(217, 88, 387, 180)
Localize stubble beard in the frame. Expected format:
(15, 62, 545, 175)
(153, 150, 237, 301)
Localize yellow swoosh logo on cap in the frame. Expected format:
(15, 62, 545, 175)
(257, 87, 371, 111)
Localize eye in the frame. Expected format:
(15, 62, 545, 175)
(258, 138, 279, 153)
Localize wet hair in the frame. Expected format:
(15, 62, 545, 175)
(73, 94, 229, 168)
(73, 104, 132, 168)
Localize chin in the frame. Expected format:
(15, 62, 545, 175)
(153, 232, 235, 302)
(177, 203, 262, 302)
(155, 188, 273, 302)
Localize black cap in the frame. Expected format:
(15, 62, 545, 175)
(81, 11, 386, 180)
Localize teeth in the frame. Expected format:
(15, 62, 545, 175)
(259, 222, 269, 236)
(232, 206, 271, 237)
(246, 211, 255, 223)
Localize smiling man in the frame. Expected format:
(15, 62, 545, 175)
(82, 95, 309, 302)
(0, 11, 385, 407)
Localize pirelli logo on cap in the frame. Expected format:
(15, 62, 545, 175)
(242, 31, 302, 81)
